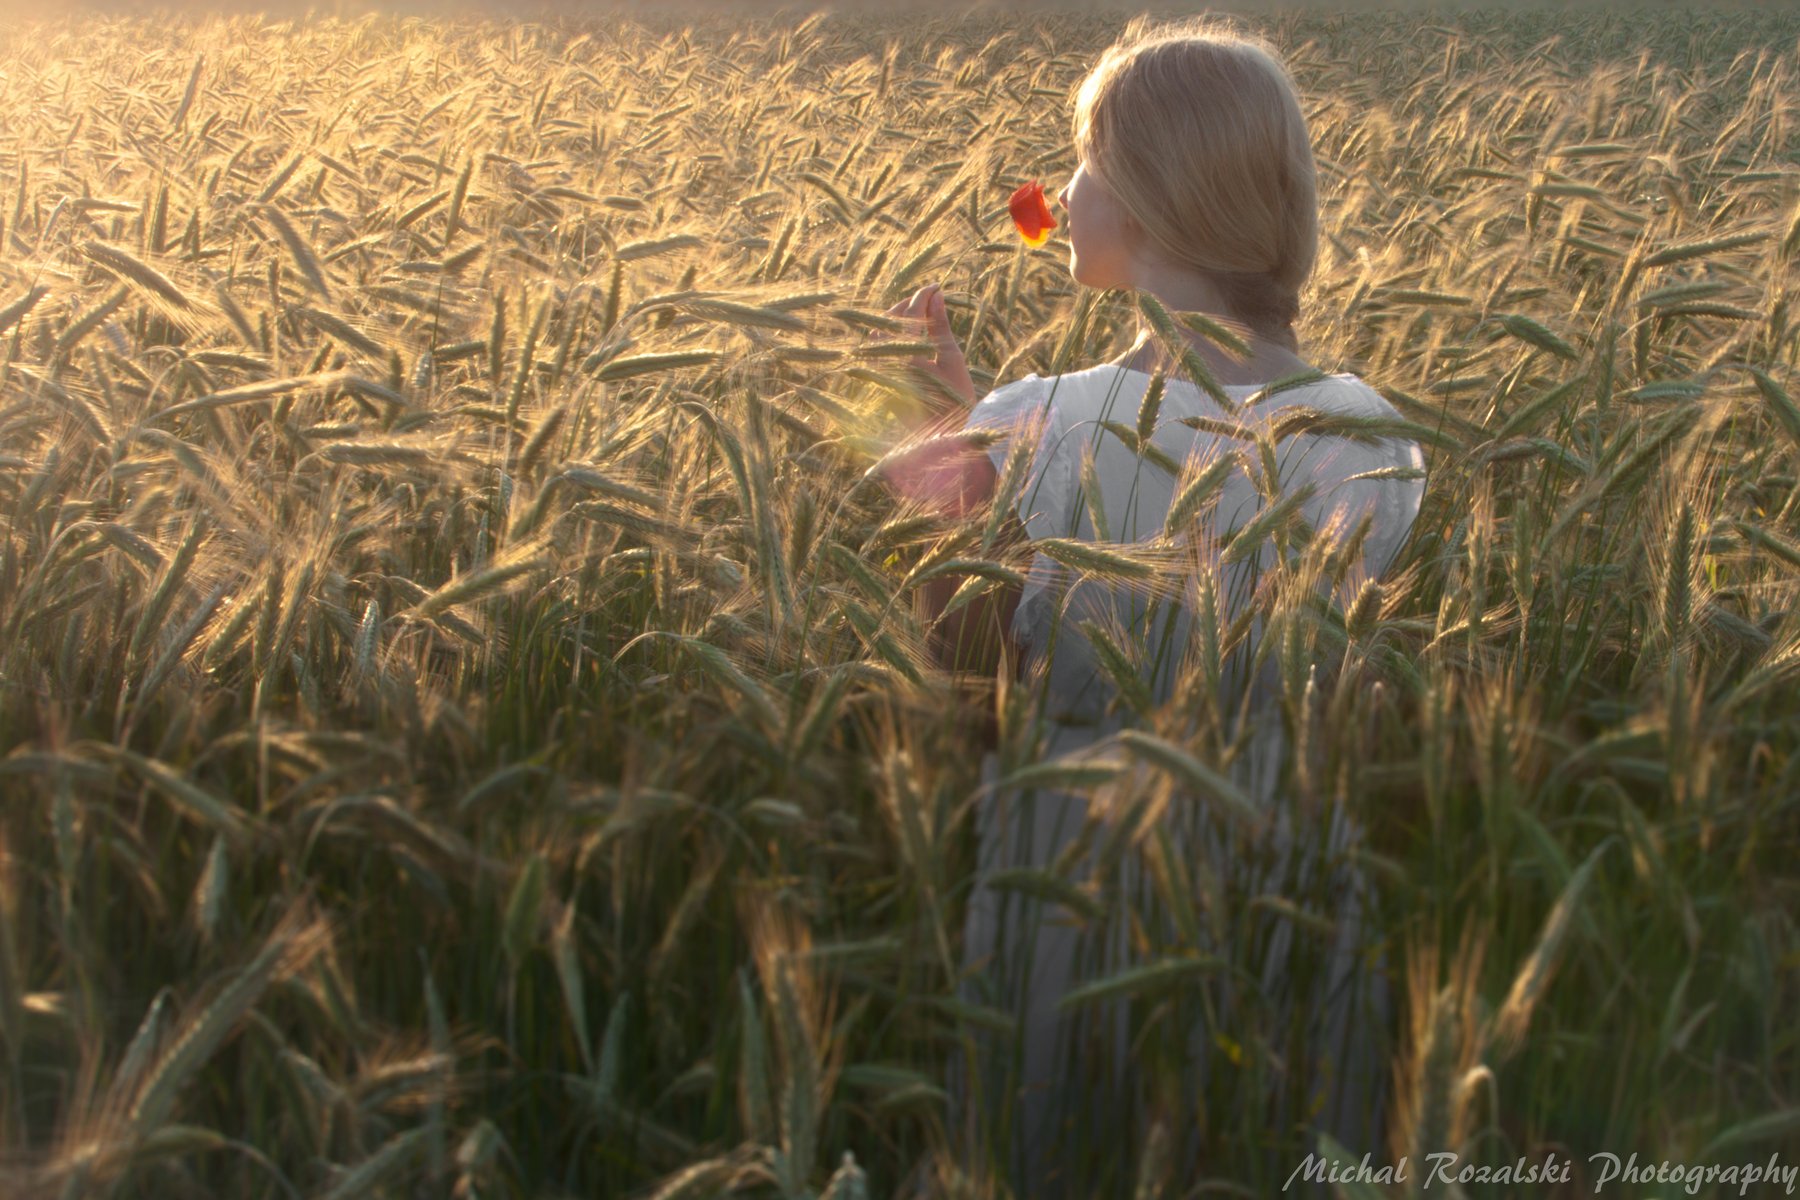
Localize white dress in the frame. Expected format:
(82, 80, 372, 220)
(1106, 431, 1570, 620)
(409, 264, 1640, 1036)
(947, 363, 1427, 1197)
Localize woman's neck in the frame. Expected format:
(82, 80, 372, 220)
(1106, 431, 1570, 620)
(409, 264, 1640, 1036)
(1110, 323, 1312, 387)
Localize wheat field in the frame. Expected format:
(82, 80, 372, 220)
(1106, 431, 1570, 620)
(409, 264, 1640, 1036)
(0, 5, 1797, 1197)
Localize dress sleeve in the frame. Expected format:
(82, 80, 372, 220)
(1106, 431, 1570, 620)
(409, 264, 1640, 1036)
(960, 373, 1071, 539)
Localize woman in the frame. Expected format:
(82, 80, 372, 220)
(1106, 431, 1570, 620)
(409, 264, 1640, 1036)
(879, 17, 1426, 1197)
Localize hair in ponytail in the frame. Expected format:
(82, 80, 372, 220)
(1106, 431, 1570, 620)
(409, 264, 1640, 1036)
(1073, 18, 1319, 350)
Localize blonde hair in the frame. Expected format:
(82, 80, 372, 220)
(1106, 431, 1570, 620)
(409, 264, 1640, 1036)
(1072, 18, 1319, 350)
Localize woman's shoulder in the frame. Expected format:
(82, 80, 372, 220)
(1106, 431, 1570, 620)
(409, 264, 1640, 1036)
(965, 373, 1058, 438)
(966, 365, 1403, 431)
(1045, 362, 1390, 415)
(1293, 371, 1396, 415)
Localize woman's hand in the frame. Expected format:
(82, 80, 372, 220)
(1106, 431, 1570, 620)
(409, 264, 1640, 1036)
(885, 283, 976, 409)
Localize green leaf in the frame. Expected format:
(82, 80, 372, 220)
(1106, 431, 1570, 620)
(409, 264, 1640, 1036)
(1056, 954, 1225, 1011)
(502, 856, 547, 967)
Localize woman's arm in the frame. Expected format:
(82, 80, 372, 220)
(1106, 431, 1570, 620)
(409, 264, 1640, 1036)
(875, 435, 1026, 678)
(874, 284, 1026, 744)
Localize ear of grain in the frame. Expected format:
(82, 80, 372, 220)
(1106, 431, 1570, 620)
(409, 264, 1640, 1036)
(125, 904, 325, 1133)
(161, 372, 345, 419)
(1642, 230, 1764, 268)
(1498, 313, 1579, 360)
(168, 56, 203, 131)
(406, 553, 547, 620)
(127, 521, 205, 665)
(1114, 729, 1259, 826)
(737, 969, 773, 1143)
(295, 307, 380, 358)
(1137, 291, 1236, 414)
(589, 349, 722, 381)
(191, 836, 228, 946)
(1176, 309, 1252, 360)
(1034, 537, 1154, 582)
(53, 286, 129, 362)
(1076, 619, 1153, 716)
(1489, 840, 1609, 1061)
(615, 234, 706, 262)
(255, 152, 306, 204)
(80, 242, 211, 323)
(1166, 451, 1243, 535)
(1078, 445, 1111, 542)
(1220, 481, 1318, 566)
(135, 583, 227, 714)
(1662, 498, 1695, 648)
(1748, 367, 1800, 453)
(1136, 370, 1167, 445)
(0, 286, 47, 336)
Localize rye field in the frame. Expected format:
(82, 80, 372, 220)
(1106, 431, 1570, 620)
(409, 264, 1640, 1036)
(0, 4, 1798, 1197)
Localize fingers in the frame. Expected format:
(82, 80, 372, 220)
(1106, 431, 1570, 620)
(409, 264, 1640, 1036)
(887, 283, 944, 322)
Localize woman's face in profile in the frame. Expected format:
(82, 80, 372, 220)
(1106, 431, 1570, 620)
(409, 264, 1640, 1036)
(1058, 159, 1139, 291)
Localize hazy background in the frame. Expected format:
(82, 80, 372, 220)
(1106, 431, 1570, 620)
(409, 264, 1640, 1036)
(31, 0, 1800, 22)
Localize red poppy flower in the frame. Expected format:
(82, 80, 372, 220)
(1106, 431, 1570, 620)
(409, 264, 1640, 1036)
(1009, 180, 1056, 247)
